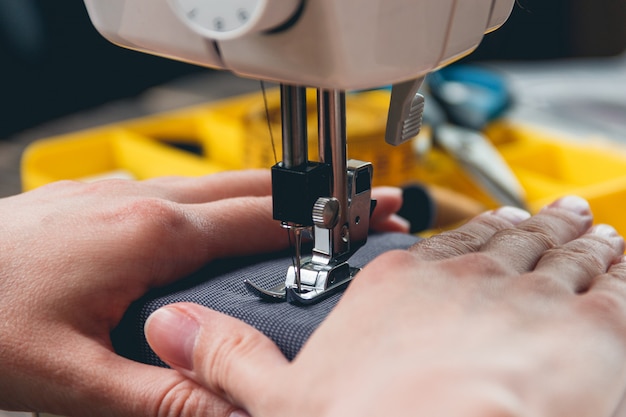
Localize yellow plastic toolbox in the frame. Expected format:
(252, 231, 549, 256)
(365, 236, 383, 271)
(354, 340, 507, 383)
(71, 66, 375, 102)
(21, 88, 626, 236)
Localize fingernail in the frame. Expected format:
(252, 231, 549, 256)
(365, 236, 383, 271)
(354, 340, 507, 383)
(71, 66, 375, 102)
(376, 186, 403, 199)
(492, 206, 531, 224)
(591, 224, 619, 238)
(229, 411, 252, 417)
(549, 196, 591, 216)
(145, 306, 199, 371)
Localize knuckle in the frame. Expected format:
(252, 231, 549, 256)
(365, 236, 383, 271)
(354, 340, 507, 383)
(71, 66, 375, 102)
(543, 245, 606, 275)
(543, 235, 620, 276)
(96, 199, 190, 269)
(109, 197, 185, 230)
(484, 227, 559, 260)
(155, 379, 231, 417)
(511, 226, 559, 250)
(413, 230, 483, 259)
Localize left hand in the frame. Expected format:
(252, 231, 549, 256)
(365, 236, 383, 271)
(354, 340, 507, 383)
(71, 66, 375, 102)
(0, 169, 408, 416)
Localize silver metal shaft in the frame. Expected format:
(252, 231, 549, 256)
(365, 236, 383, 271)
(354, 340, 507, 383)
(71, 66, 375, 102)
(279, 84, 308, 287)
(317, 89, 349, 257)
(293, 227, 303, 292)
(280, 84, 308, 168)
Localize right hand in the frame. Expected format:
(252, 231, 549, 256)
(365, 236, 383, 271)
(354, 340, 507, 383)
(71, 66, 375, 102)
(147, 196, 626, 417)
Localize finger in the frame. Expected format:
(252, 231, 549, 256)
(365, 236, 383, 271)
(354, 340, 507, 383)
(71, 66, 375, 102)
(480, 196, 593, 274)
(100, 195, 290, 291)
(142, 170, 272, 203)
(370, 187, 410, 233)
(531, 224, 625, 293)
(161, 179, 409, 232)
(147, 176, 412, 232)
(145, 303, 287, 414)
(59, 195, 289, 309)
(185, 195, 289, 260)
(409, 206, 531, 261)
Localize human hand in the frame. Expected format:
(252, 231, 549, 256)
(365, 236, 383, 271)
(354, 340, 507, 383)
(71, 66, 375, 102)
(146, 196, 626, 417)
(0, 169, 409, 417)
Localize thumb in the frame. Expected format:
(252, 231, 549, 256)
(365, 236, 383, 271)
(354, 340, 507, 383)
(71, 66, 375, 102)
(145, 303, 288, 413)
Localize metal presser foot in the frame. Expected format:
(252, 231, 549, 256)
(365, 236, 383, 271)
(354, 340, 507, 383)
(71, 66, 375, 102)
(244, 256, 361, 304)
(245, 159, 375, 305)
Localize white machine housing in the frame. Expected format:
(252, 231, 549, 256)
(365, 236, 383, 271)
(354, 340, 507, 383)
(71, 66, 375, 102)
(83, 0, 514, 90)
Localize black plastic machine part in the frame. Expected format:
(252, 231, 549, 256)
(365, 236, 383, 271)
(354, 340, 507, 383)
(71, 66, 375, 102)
(271, 161, 331, 226)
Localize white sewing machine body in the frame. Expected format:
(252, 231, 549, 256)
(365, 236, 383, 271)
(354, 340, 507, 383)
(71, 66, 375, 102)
(83, 0, 513, 90)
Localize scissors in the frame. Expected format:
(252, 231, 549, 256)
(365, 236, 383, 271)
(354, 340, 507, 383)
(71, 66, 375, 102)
(423, 65, 527, 209)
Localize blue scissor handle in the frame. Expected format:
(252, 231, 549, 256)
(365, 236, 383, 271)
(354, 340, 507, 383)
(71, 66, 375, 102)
(427, 65, 512, 130)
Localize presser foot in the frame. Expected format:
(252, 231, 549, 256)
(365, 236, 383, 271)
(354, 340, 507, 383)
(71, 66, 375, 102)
(245, 258, 360, 305)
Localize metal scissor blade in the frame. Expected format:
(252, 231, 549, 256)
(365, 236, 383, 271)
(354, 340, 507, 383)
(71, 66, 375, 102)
(434, 124, 527, 209)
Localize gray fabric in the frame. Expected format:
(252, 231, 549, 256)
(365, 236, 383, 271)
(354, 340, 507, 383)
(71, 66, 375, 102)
(112, 232, 420, 364)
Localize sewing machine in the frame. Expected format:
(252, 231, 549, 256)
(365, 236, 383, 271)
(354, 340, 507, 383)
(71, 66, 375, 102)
(82, 0, 514, 304)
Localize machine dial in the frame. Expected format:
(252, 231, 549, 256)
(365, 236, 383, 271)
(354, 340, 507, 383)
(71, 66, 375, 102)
(168, 0, 302, 40)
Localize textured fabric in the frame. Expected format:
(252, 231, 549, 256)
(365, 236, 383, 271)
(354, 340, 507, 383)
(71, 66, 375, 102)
(112, 233, 421, 365)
